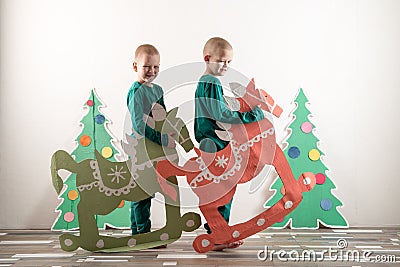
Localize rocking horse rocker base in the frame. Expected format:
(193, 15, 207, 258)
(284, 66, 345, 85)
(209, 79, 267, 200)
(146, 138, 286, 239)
(157, 145, 316, 253)
(59, 207, 200, 252)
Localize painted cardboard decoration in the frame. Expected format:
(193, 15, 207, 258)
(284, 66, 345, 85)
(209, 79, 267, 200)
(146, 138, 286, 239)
(265, 88, 348, 228)
(52, 89, 130, 230)
(51, 104, 201, 252)
(156, 80, 317, 253)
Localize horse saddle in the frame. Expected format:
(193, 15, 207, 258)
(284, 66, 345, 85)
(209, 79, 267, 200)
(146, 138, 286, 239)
(193, 145, 234, 177)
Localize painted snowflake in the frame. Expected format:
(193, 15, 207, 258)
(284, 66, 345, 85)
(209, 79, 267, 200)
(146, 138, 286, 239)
(215, 155, 229, 168)
(108, 165, 127, 184)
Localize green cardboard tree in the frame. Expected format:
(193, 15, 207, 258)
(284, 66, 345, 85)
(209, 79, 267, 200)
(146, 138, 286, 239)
(52, 89, 130, 230)
(265, 88, 348, 228)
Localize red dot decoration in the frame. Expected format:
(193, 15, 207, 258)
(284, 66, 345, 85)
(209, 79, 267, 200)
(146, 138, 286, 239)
(316, 173, 326, 184)
(87, 100, 94, 106)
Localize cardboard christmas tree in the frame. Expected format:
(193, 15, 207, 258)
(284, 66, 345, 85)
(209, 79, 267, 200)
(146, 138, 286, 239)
(52, 89, 130, 230)
(265, 88, 348, 228)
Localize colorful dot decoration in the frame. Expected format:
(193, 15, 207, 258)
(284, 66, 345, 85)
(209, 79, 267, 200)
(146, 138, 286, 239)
(67, 190, 79, 201)
(316, 173, 326, 184)
(301, 122, 313, 133)
(288, 146, 300, 159)
(320, 199, 333, 211)
(64, 212, 75, 223)
(308, 149, 320, 161)
(86, 100, 94, 106)
(118, 200, 125, 208)
(79, 135, 91, 146)
(95, 114, 105, 124)
(102, 147, 113, 158)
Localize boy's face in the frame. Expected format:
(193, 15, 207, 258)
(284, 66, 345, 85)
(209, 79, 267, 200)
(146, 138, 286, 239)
(205, 48, 233, 76)
(133, 53, 160, 84)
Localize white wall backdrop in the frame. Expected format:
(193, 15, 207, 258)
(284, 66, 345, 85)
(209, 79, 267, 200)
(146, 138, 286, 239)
(1, 0, 399, 229)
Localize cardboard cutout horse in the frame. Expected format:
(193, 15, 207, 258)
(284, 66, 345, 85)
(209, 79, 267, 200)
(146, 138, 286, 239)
(51, 107, 201, 252)
(156, 80, 316, 253)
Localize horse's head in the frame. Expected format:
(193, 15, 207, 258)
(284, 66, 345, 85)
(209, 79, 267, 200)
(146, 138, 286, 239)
(229, 79, 283, 117)
(151, 104, 194, 152)
(215, 79, 281, 144)
(123, 104, 193, 167)
(213, 80, 280, 172)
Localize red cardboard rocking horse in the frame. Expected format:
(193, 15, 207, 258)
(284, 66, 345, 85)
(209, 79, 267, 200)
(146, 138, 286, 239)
(156, 79, 316, 253)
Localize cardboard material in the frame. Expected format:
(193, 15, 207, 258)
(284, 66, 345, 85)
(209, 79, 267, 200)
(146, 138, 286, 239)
(51, 104, 200, 252)
(156, 80, 316, 253)
(52, 89, 129, 230)
(265, 88, 348, 229)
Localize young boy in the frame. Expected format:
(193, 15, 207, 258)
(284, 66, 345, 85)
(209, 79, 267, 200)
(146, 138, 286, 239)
(127, 44, 175, 237)
(194, 37, 265, 250)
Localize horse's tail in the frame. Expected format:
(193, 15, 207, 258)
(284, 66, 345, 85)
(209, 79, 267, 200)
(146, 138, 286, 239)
(156, 160, 190, 202)
(50, 150, 79, 195)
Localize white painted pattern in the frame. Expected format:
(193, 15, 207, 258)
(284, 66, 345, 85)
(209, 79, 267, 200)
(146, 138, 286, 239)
(157, 254, 207, 259)
(12, 253, 75, 258)
(0, 240, 53, 245)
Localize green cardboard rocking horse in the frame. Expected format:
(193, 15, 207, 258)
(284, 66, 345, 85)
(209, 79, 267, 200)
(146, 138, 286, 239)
(51, 106, 201, 252)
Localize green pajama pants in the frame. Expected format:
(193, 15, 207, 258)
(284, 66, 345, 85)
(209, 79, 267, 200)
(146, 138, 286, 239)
(130, 197, 151, 235)
(204, 198, 233, 234)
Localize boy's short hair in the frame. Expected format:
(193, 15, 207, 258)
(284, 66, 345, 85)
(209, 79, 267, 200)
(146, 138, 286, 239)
(203, 37, 233, 56)
(134, 44, 159, 60)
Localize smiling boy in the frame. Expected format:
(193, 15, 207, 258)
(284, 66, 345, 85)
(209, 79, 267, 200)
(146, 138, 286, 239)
(127, 44, 175, 242)
(194, 37, 265, 250)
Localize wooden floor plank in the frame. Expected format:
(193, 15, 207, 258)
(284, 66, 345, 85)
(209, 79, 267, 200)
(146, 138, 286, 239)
(0, 228, 399, 266)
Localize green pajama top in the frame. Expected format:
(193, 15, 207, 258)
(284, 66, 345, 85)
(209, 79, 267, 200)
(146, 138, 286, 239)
(127, 81, 168, 146)
(194, 74, 265, 152)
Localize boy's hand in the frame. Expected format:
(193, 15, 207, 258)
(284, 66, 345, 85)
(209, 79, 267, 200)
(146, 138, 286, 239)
(167, 132, 176, 148)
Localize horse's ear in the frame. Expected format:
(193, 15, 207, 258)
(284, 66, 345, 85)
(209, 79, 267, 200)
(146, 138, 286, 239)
(229, 82, 245, 97)
(151, 103, 166, 121)
(246, 78, 256, 94)
(167, 107, 179, 119)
